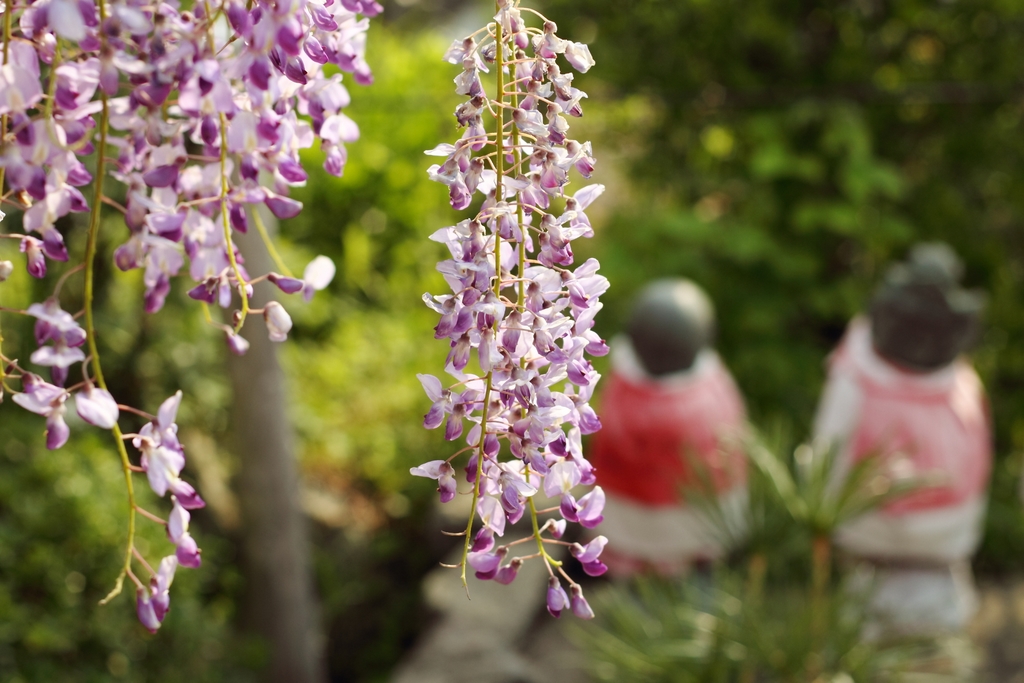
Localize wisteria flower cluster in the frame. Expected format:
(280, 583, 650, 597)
(413, 0, 608, 619)
(0, 0, 377, 631)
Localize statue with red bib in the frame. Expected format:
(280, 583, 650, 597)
(814, 243, 990, 635)
(590, 279, 748, 576)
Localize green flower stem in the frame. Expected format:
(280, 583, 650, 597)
(218, 112, 250, 333)
(527, 497, 561, 572)
(0, 0, 14, 385)
(460, 374, 493, 594)
(81, 3, 140, 602)
(459, 8, 508, 594)
(502, 11, 558, 576)
(492, 12, 505, 304)
(252, 208, 293, 277)
(507, 51, 557, 576)
(91, 0, 142, 605)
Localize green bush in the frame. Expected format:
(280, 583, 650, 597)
(542, 0, 1024, 571)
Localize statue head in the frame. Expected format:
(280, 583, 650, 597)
(626, 279, 715, 376)
(869, 242, 985, 371)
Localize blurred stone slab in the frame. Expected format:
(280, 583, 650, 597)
(970, 580, 1024, 682)
(390, 540, 564, 683)
(522, 618, 591, 683)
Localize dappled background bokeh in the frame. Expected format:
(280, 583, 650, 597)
(3, 0, 1024, 681)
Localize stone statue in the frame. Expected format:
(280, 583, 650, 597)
(590, 279, 748, 576)
(814, 243, 990, 635)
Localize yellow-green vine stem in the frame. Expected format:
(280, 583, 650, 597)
(218, 112, 250, 332)
(460, 374, 493, 594)
(502, 16, 556, 575)
(527, 497, 561, 570)
(252, 207, 293, 277)
(0, 0, 14, 385)
(460, 12, 510, 594)
(82, 0, 139, 605)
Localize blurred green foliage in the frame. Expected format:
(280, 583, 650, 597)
(0, 208, 256, 681)
(541, 0, 1024, 571)
(575, 434, 973, 682)
(287, 25, 457, 503)
(0, 418, 254, 682)
(285, 28, 465, 678)
(575, 574, 966, 683)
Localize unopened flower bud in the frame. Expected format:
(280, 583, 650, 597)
(570, 584, 594, 619)
(20, 237, 46, 279)
(0, 261, 13, 282)
(226, 331, 250, 356)
(263, 302, 292, 342)
(268, 273, 304, 294)
(546, 576, 569, 618)
(137, 587, 161, 633)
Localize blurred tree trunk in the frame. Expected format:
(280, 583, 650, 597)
(226, 222, 325, 683)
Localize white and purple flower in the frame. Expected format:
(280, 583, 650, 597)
(1, 0, 378, 635)
(418, 0, 607, 617)
(13, 373, 70, 450)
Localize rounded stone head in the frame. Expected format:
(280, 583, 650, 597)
(626, 279, 715, 376)
(869, 243, 985, 371)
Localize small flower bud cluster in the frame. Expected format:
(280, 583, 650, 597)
(0, 0, 378, 631)
(414, 0, 606, 617)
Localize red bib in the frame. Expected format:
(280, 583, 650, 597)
(591, 347, 747, 507)
(827, 321, 991, 514)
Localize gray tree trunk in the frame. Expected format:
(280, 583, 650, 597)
(226, 224, 325, 683)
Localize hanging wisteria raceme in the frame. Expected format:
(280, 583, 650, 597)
(414, 0, 608, 618)
(0, 0, 378, 631)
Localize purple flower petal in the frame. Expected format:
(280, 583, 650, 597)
(410, 460, 457, 503)
(157, 391, 182, 430)
(268, 273, 304, 294)
(142, 164, 179, 188)
(225, 1, 252, 36)
(136, 588, 161, 633)
(168, 479, 206, 509)
(570, 585, 595, 619)
(46, 411, 70, 450)
(167, 497, 189, 543)
(570, 535, 607, 565)
(444, 412, 463, 441)
(151, 555, 177, 622)
(468, 547, 505, 580)
(494, 558, 522, 585)
(75, 386, 120, 429)
(477, 495, 506, 537)
(265, 195, 303, 220)
(175, 532, 202, 568)
(559, 492, 579, 523)
(576, 486, 605, 529)
(546, 577, 569, 618)
(471, 527, 494, 553)
(226, 332, 250, 356)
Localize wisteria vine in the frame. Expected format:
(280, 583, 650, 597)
(414, 0, 608, 619)
(0, 0, 378, 631)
